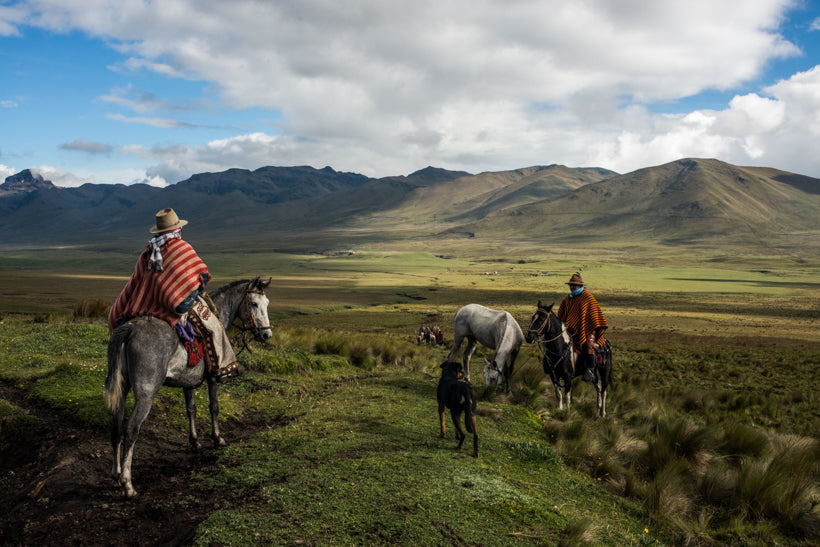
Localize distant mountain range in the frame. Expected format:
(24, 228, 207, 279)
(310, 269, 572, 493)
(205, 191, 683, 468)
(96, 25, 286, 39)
(2, 159, 818, 253)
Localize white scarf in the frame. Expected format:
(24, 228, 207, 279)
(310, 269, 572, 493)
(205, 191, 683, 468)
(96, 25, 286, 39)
(147, 230, 181, 271)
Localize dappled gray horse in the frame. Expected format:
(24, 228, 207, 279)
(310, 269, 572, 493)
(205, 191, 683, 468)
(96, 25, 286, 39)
(446, 304, 524, 393)
(105, 277, 272, 497)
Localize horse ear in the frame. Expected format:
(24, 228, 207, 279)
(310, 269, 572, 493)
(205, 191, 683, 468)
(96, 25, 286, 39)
(260, 277, 272, 289)
(483, 356, 491, 368)
(537, 299, 543, 308)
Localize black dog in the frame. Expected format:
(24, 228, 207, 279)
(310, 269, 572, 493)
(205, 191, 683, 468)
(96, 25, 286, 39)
(437, 361, 478, 458)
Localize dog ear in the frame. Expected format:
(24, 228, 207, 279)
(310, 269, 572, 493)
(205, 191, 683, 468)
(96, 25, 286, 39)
(441, 361, 448, 369)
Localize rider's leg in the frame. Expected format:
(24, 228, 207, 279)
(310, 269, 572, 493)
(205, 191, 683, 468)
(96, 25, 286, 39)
(582, 334, 596, 382)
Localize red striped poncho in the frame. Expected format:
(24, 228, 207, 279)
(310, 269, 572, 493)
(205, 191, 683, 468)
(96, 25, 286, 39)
(556, 288, 608, 350)
(108, 238, 210, 331)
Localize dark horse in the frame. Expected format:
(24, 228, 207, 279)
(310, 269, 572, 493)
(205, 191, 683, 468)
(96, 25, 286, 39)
(104, 277, 272, 497)
(525, 301, 612, 417)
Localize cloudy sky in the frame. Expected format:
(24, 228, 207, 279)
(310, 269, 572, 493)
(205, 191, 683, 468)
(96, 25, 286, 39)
(2, 0, 820, 187)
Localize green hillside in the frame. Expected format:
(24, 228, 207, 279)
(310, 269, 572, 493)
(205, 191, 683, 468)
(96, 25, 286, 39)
(458, 158, 820, 251)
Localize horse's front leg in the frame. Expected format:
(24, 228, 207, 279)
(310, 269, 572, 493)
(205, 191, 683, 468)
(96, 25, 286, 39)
(598, 384, 608, 418)
(503, 349, 519, 394)
(553, 383, 564, 410)
(207, 380, 226, 447)
(183, 387, 202, 451)
(462, 338, 478, 382)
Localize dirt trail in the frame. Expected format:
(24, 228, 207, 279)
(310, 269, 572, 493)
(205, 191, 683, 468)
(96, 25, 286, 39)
(0, 382, 260, 546)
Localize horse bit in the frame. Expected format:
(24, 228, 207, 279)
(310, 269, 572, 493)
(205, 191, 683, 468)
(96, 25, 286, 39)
(231, 287, 271, 355)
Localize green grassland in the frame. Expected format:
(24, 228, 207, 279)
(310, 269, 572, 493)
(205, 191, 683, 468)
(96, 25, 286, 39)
(0, 244, 818, 545)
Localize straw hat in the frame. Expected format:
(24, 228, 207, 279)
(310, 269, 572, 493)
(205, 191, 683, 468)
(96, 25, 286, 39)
(566, 273, 584, 286)
(150, 208, 188, 233)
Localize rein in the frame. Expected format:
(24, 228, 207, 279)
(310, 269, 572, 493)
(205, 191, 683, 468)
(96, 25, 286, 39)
(530, 310, 573, 384)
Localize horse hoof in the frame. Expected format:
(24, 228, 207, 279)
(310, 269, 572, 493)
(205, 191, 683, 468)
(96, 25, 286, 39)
(214, 436, 226, 447)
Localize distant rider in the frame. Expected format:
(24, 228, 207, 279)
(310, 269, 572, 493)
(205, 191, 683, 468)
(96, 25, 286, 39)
(556, 273, 608, 382)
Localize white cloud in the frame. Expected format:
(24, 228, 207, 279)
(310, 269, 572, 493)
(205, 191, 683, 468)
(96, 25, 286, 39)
(8, 0, 820, 182)
(0, 164, 16, 180)
(30, 165, 93, 187)
(0, 4, 26, 36)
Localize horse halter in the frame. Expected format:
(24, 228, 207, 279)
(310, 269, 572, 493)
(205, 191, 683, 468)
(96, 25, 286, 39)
(531, 309, 572, 371)
(232, 286, 271, 354)
(528, 308, 564, 345)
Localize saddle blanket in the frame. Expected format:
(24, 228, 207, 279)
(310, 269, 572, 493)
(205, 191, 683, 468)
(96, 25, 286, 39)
(175, 319, 205, 367)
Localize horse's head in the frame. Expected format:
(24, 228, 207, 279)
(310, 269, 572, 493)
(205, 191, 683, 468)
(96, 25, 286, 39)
(525, 300, 553, 343)
(239, 277, 273, 342)
(483, 356, 502, 387)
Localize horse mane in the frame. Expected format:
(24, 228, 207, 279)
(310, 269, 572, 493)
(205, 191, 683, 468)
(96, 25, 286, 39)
(209, 278, 256, 299)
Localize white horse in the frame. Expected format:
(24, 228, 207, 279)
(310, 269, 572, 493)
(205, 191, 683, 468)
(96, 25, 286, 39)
(446, 304, 524, 393)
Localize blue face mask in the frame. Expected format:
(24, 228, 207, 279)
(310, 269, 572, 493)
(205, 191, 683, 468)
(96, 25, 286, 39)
(570, 286, 584, 297)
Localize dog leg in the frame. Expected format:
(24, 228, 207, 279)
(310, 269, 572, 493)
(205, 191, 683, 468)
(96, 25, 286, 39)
(452, 411, 465, 450)
(468, 414, 478, 458)
(438, 406, 446, 438)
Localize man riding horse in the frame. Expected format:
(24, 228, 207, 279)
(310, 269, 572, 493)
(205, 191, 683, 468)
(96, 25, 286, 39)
(108, 208, 243, 382)
(556, 273, 608, 383)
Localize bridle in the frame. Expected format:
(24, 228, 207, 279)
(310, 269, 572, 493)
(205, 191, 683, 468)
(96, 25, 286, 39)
(528, 308, 565, 345)
(231, 285, 271, 355)
(528, 308, 573, 378)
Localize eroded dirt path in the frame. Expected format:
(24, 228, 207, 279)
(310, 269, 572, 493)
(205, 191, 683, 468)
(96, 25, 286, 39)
(0, 382, 263, 546)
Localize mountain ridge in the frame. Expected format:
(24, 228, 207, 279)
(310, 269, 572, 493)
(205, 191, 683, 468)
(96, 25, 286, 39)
(2, 159, 818, 254)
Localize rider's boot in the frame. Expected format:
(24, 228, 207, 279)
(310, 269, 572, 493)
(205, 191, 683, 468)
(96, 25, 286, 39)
(582, 353, 596, 382)
(215, 361, 245, 383)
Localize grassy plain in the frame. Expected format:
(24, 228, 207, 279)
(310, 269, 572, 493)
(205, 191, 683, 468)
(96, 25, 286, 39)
(0, 242, 818, 545)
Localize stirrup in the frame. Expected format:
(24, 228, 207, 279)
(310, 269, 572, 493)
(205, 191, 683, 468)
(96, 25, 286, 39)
(215, 362, 245, 383)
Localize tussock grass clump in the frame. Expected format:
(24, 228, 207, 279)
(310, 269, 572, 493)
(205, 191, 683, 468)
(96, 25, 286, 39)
(313, 332, 348, 356)
(506, 440, 559, 465)
(346, 341, 373, 368)
(734, 435, 820, 534)
(73, 298, 109, 320)
(717, 421, 769, 462)
(558, 517, 596, 546)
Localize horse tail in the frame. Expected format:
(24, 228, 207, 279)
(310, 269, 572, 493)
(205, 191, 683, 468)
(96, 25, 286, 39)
(104, 324, 131, 411)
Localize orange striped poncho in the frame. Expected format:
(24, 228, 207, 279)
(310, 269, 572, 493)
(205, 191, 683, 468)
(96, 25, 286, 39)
(556, 288, 608, 350)
(108, 238, 210, 331)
